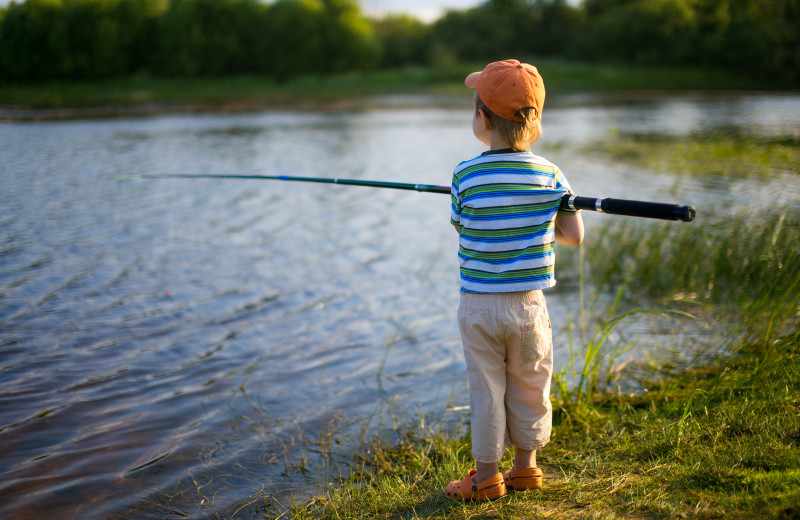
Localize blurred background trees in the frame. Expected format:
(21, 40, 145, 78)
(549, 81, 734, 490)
(0, 0, 380, 81)
(0, 0, 797, 84)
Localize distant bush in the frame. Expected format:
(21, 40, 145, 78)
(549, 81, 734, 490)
(260, 0, 379, 79)
(572, 0, 698, 64)
(0, 0, 160, 81)
(155, 0, 265, 77)
(572, 0, 800, 81)
(372, 14, 430, 69)
(430, 0, 583, 63)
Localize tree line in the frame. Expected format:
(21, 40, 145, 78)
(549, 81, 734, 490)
(0, 0, 797, 84)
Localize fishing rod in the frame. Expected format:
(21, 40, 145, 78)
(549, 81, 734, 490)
(117, 173, 450, 194)
(117, 173, 696, 222)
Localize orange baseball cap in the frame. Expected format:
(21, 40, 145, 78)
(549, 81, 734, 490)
(465, 59, 545, 122)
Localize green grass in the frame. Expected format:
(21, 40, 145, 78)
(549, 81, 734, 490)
(278, 327, 800, 519)
(271, 195, 800, 518)
(575, 206, 800, 344)
(0, 60, 773, 114)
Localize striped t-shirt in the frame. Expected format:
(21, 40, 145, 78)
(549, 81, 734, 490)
(450, 149, 578, 293)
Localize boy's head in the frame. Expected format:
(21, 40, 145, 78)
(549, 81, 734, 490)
(466, 59, 545, 150)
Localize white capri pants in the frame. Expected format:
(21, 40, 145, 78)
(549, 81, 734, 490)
(458, 290, 553, 463)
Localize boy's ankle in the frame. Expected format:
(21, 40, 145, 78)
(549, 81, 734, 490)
(474, 471, 500, 484)
(474, 462, 500, 483)
(512, 448, 536, 471)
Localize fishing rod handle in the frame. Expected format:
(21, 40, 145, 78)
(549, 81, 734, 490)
(561, 194, 696, 222)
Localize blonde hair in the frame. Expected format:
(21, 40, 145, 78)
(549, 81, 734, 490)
(475, 93, 542, 151)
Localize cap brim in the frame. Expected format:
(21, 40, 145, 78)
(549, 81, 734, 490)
(464, 71, 481, 88)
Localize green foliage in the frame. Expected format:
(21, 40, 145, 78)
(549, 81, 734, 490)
(260, 0, 378, 79)
(0, 0, 797, 84)
(430, 0, 582, 63)
(0, 0, 378, 82)
(0, 0, 61, 81)
(321, 0, 381, 74)
(575, 0, 800, 81)
(156, 0, 266, 76)
(573, 0, 699, 64)
(372, 14, 430, 69)
(0, 0, 159, 81)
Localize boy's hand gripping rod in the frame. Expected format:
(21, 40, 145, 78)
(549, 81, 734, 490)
(117, 173, 696, 222)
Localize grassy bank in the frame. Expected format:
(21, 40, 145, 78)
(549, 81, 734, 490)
(0, 60, 771, 115)
(274, 202, 800, 519)
(285, 331, 799, 519)
(266, 123, 800, 520)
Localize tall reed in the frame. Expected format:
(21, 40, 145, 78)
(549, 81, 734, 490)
(569, 205, 800, 344)
(551, 285, 693, 421)
(551, 203, 800, 425)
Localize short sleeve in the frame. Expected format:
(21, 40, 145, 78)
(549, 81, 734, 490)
(450, 173, 462, 226)
(554, 167, 580, 215)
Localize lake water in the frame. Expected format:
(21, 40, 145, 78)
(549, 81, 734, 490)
(1, 92, 798, 518)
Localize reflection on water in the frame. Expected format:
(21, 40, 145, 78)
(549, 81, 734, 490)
(0, 93, 798, 518)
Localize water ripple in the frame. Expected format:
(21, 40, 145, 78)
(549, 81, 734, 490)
(0, 95, 797, 518)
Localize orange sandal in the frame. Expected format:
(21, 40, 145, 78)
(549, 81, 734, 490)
(445, 469, 506, 501)
(502, 466, 544, 490)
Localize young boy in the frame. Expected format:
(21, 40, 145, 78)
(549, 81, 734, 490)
(446, 59, 584, 501)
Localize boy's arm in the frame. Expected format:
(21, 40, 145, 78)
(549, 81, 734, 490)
(450, 182, 462, 234)
(554, 211, 584, 246)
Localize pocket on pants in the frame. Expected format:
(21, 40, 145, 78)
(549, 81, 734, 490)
(520, 314, 551, 363)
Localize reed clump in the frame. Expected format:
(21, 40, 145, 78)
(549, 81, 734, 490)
(580, 205, 800, 344)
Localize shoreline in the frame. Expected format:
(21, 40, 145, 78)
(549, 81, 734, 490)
(4, 89, 797, 123)
(287, 326, 800, 519)
(2, 61, 792, 122)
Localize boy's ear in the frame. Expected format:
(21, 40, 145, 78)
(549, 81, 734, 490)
(478, 108, 492, 130)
